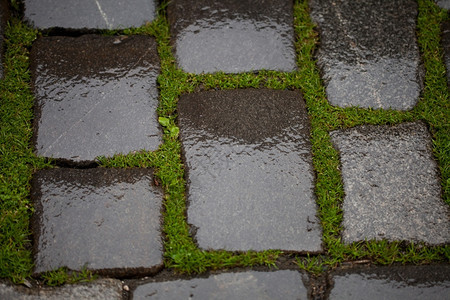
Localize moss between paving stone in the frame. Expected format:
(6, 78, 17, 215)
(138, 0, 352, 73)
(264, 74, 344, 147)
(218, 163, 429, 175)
(0, 0, 448, 284)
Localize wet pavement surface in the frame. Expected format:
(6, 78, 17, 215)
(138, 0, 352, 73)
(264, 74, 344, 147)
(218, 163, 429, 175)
(31, 168, 164, 276)
(0, 0, 9, 79)
(132, 270, 308, 299)
(329, 265, 450, 299)
(0, 279, 122, 300)
(24, 0, 157, 30)
(31, 35, 161, 164)
(310, 0, 422, 110)
(330, 122, 449, 245)
(178, 89, 322, 252)
(1, 0, 448, 298)
(168, 0, 297, 74)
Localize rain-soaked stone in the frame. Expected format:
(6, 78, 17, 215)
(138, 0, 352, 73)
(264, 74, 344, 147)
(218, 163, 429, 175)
(442, 20, 450, 87)
(30, 35, 161, 164)
(178, 89, 322, 252)
(329, 265, 450, 299)
(168, 0, 297, 74)
(31, 168, 164, 276)
(309, 0, 423, 110)
(0, 279, 122, 300)
(24, 0, 157, 30)
(133, 270, 308, 299)
(436, 0, 450, 10)
(0, 0, 9, 79)
(330, 122, 450, 245)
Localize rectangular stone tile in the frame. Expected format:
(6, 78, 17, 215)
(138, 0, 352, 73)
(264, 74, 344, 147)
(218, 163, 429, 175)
(178, 89, 322, 252)
(132, 270, 308, 299)
(168, 0, 297, 74)
(31, 168, 164, 277)
(0, 0, 9, 79)
(24, 0, 157, 30)
(329, 265, 450, 300)
(330, 122, 449, 245)
(0, 279, 122, 300)
(30, 35, 161, 164)
(310, 0, 423, 110)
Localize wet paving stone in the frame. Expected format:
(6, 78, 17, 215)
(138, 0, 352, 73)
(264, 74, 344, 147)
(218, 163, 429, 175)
(330, 122, 450, 245)
(442, 20, 450, 87)
(0, 279, 122, 300)
(178, 89, 322, 252)
(0, 0, 9, 79)
(31, 168, 164, 276)
(329, 265, 450, 299)
(24, 0, 157, 30)
(133, 270, 308, 299)
(310, 0, 422, 110)
(168, 0, 297, 74)
(30, 35, 161, 164)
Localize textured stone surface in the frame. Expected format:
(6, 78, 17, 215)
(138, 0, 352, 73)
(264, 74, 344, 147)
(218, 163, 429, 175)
(0, 0, 9, 79)
(24, 0, 157, 30)
(31, 168, 164, 276)
(436, 0, 450, 10)
(329, 265, 450, 300)
(133, 270, 308, 299)
(330, 122, 449, 245)
(310, 0, 422, 110)
(31, 35, 161, 164)
(0, 279, 122, 300)
(168, 0, 296, 74)
(442, 20, 450, 87)
(178, 89, 322, 252)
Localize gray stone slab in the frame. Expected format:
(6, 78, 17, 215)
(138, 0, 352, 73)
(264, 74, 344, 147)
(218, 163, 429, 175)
(30, 35, 161, 164)
(133, 270, 308, 299)
(309, 0, 423, 110)
(436, 0, 450, 10)
(0, 0, 9, 79)
(24, 0, 157, 30)
(443, 20, 450, 87)
(31, 168, 164, 276)
(329, 265, 450, 300)
(0, 279, 122, 300)
(178, 89, 322, 252)
(168, 0, 297, 74)
(330, 122, 450, 245)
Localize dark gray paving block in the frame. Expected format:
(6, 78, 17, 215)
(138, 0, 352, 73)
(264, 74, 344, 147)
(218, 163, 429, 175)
(0, 279, 122, 300)
(31, 35, 161, 163)
(310, 0, 423, 110)
(24, 0, 157, 30)
(442, 20, 450, 87)
(178, 89, 322, 252)
(0, 0, 9, 79)
(168, 0, 297, 74)
(329, 265, 450, 300)
(436, 0, 450, 10)
(330, 122, 450, 245)
(133, 270, 308, 300)
(31, 168, 164, 276)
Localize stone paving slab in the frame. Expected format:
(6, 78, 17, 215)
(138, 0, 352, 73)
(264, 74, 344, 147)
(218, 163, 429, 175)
(329, 265, 450, 299)
(0, 0, 9, 79)
(442, 20, 450, 87)
(31, 168, 164, 276)
(330, 122, 450, 245)
(168, 0, 297, 74)
(436, 0, 450, 10)
(0, 279, 122, 300)
(30, 35, 161, 164)
(132, 270, 308, 299)
(310, 0, 422, 110)
(24, 0, 157, 30)
(178, 89, 322, 252)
